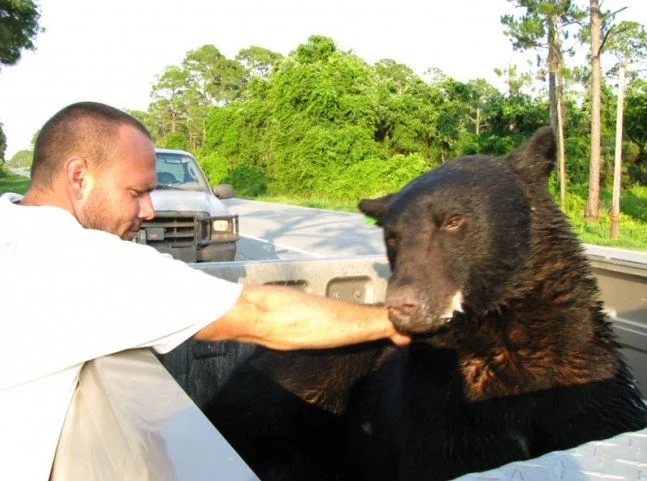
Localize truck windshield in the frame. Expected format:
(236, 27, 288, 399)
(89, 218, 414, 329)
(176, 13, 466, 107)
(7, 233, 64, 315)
(155, 152, 210, 191)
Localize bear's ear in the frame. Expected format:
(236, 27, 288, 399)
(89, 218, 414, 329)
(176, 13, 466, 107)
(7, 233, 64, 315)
(358, 194, 394, 224)
(508, 126, 556, 184)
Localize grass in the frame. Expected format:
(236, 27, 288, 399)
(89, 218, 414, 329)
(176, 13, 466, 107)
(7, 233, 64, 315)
(254, 194, 360, 212)
(0, 167, 30, 195)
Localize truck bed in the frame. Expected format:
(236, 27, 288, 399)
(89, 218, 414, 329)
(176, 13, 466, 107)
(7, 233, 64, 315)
(52, 248, 647, 480)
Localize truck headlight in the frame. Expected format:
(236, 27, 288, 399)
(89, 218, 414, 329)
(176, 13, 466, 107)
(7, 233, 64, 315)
(212, 219, 230, 232)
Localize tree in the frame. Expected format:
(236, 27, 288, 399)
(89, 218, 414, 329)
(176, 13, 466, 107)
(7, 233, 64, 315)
(0, 122, 6, 164)
(604, 21, 647, 239)
(0, 0, 42, 68)
(373, 60, 437, 157)
(583, 1, 630, 222)
(236, 46, 283, 80)
(624, 78, 647, 160)
(501, 0, 586, 209)
(585, 0, 603, 222)
(265, 36, 381, 195)
(9, 149, 32, 168)
(183, 45, 246, 105)
(149, 66, 191, 137)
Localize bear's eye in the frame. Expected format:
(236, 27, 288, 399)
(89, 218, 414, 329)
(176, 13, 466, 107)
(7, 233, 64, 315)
(385, 231, 399, 249)
(443, 215, 464, 232)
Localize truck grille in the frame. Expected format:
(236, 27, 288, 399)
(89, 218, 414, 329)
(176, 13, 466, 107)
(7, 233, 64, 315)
(134, 212, 238, 247)
(148, 216, 197, 244)
(137, 214, 203, 246)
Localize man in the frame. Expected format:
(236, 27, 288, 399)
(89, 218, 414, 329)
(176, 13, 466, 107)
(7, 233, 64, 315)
(0, 101, 409, 481)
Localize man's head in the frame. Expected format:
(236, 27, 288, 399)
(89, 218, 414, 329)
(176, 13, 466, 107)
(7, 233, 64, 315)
(28, 101, 157, 240)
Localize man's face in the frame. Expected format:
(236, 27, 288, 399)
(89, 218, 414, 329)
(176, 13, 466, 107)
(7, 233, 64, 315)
(76, 125, 157, 240)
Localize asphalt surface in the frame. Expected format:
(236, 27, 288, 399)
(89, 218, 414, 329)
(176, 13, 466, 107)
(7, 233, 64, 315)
(225, 199, 647, 266)
(224, 198, 386, 261)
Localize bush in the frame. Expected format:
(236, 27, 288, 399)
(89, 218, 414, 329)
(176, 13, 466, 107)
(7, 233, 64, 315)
(200, 152, 230, 185)
(223, 167, 268, 197)
(323, 152, 432, 203)
(162, 132, 190, 151)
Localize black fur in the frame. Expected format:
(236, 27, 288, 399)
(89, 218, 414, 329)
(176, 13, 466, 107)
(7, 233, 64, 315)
(205, 127, 647, 481)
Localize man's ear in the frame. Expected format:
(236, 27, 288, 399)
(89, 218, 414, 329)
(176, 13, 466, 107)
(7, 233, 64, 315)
(64, 157, 90, 200)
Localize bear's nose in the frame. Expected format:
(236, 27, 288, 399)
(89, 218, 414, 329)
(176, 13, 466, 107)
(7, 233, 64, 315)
(387, 304, 419, 326)
(386, 292, 420, 327)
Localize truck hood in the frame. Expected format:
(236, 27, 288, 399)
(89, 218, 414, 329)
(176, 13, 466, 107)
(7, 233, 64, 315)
(151, 189, 230, 216)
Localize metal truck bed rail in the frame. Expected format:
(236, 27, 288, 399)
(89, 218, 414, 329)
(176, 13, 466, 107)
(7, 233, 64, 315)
(52, 251, 647, 480)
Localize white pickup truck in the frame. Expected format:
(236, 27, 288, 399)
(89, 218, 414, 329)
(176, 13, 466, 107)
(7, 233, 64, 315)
(133, 148, 239, 262)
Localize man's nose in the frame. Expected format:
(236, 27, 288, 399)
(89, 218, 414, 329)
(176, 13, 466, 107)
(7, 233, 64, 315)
(139, 193, 155, 220)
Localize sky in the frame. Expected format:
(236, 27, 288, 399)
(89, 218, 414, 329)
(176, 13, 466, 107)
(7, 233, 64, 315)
(0, 0, 645, 159)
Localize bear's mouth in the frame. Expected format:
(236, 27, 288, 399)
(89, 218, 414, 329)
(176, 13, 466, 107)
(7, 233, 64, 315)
(389, 312, 459, 337)
(387, 290, 464, 335)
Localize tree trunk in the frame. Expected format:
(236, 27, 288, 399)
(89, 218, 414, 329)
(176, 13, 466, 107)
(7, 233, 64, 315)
(586, 0, 603, 222)
(610, 65, 626, 240)
(548, 6, 566, 209)
(547, 15, 559, 136)
(557, 74, 567, 209)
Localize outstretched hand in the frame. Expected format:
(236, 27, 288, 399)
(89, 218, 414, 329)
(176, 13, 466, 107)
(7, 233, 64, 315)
(196, 284, 412, 350)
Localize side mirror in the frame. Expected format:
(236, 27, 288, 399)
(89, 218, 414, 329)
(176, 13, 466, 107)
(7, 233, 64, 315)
(213, 183, 235, 199)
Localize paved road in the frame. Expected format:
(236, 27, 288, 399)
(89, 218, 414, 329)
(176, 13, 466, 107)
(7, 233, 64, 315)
(225, 198, 647, 265)
(8, 167, 30, 178)
(223, 199, 386, 261)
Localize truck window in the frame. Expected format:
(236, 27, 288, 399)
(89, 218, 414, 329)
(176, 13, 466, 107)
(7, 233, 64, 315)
(156, 153, 208, 190)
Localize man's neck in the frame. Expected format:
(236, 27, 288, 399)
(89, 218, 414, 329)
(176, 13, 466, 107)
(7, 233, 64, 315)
(20, 186, 71, 211)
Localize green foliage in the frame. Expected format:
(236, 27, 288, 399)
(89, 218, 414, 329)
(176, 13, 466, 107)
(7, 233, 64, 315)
(8, 149, 32, 168)
(0, 168, 30, 195)
(130, 33, 646, 249)
(546, 180, 647, 249)
(0, 122, 6, 163)
(323, 153, 432, 202)
(222, 166, 268, 197)
(0, 0, 42, 68)
(624, 79, 647, 162)
(236, 46, 283, 80)
(627, 164, 647, 186)
(201, 151, 268, 197)
(161, 132, 189, 150)
(293, 35, 337, 64)
(183, 44, 246, 103)
(500, 0, 586, 53)
(200, 151, 230, 184)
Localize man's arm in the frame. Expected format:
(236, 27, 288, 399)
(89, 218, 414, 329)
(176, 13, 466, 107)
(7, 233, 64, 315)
(193, 284, 410, 350)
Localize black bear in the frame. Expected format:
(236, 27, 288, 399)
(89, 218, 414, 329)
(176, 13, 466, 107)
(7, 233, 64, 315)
(204, 127, 647, 481)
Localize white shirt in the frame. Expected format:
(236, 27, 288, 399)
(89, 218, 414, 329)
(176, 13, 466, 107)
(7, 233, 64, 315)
(0, 192, 243, 481)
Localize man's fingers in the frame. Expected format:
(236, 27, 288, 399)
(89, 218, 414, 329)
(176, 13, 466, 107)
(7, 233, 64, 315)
(390, 332, 412, 346)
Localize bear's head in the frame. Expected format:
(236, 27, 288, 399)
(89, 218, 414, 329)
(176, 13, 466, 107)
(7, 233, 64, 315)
(359, 126, 562, 336)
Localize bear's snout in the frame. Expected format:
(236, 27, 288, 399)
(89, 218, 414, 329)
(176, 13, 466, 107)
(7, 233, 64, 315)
(387, 301, 420, 327)
(386, 288, 422, 330)
(386, 284, 464, 334)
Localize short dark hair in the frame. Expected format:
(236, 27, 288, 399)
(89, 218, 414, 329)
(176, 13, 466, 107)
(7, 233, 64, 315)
(31, 101, 152, 186)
